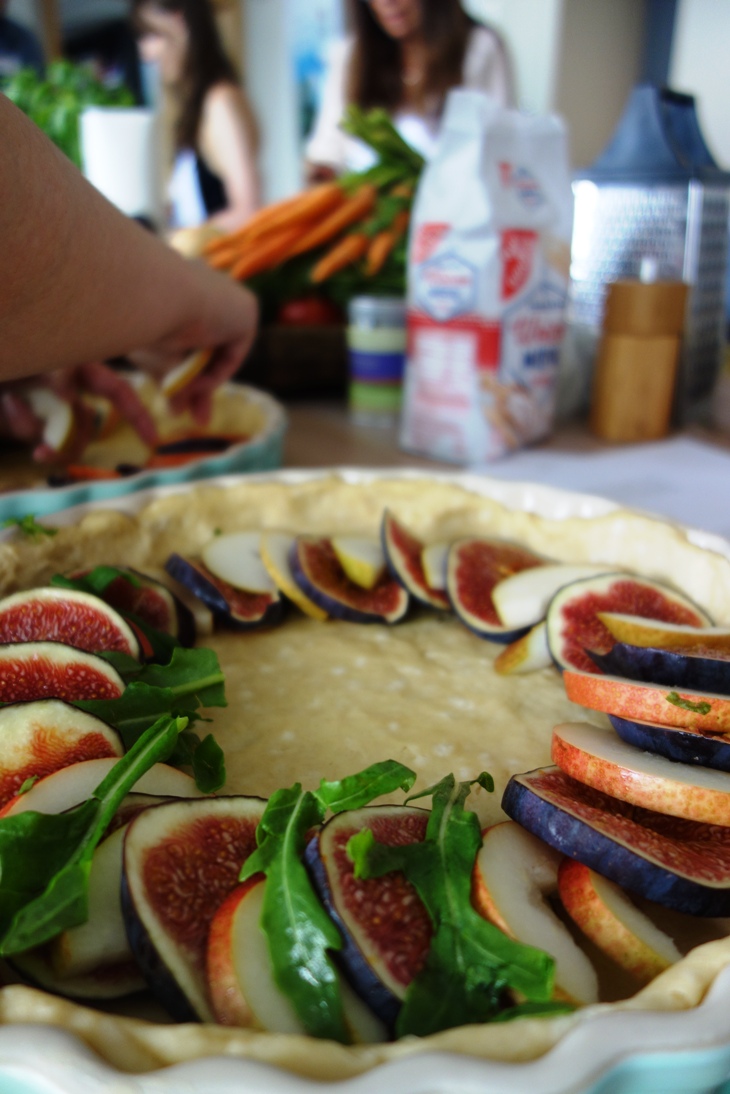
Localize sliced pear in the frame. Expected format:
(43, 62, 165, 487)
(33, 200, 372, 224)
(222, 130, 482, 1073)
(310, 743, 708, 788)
(558, 859, 681, 984)
(331, 536, 386, 590)
(421, 542, 449, 591)
(494, 622, 552, 675)
(201, 531, 275, 594)
(26, 388, 76, 456)
(598, 612, 730, 652)
(493, 563, 616, 630)
(472, 820, 598, 1004)
(260, 531, 328, 621)
(161, 350, 211, 397)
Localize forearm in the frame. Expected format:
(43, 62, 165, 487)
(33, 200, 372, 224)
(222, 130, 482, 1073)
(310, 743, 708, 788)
(0, 95, 249, 379)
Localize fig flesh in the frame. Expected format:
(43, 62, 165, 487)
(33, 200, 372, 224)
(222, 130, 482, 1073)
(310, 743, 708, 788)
(446, 537, 545, 642)
(0, 699, 122, 809)
(592, 641, 730, 696)
(0, 587, 139, 658)
(551, 721, 730, 826)
(0, 642, 124, 703)
(165, 553, 283, 630)
(502, 766, 730, 916)
(381, 511, 450, 610)
(290, 537, 409, 624)
(305, 804, 431, 1030)
(609, 714, 730, 772)
(207, 876, 386, 1042)
(83, 568, 196, 647)
(546, 574, 710, 673)
(122, 795, 266, 1022)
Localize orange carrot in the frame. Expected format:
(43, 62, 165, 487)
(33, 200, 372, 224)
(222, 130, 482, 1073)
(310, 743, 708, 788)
(311, 233, 369, 283)
(206, 245, 241, 271)
(364, 209, 410, 276)
(289, 184, 377, 258)
(203, 182, 345, 257)
(230, 225, 303, 282)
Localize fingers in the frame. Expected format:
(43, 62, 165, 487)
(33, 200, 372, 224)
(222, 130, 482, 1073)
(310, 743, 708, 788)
(0, 390, 44, 443)
(74, 362, 159, 446)
(167, 332, 255, 423)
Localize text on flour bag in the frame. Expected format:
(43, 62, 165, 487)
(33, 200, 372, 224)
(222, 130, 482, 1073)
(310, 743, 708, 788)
(400, 91, 573, 463)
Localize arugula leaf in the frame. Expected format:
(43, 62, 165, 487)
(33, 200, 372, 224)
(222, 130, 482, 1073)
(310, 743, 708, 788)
(666, 691, 712, 715)
(170, 730, 226, 794)
(52, 567, 140, 598)
(0, 714, 187, 955)
(240, 760, 415, 1042)
(2, 515, 57, 539)
(347, 773, 557, 1037)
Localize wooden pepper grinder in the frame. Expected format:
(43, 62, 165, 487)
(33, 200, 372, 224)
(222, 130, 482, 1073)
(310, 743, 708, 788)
(590, 258, 688, 442)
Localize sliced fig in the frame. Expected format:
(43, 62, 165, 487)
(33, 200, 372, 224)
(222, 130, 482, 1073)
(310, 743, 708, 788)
(592, 641, 730, 697)
(492, 563, 615, 631)
(502, 766, 730, 916)
(259, 531, 328, 621)
(472, 821, 598, 1004)
(545, 574, 711, 673)
(165, 553, 283, 631)
(201, 531, 277, 594)
(331, 536, 386, 590)
(0, 699, 122, 809)
(207, 876, 386, 1042)
(609, 714, 730, 772)
(0, 642, 124, 703)
(446, 537, 545, 642)
(381, 511, 450, 610)
(150, 567, 214, 638)
(598, 612, 730, 653)
(0, 757, 202, 818)
(290, 537, 409, 624)
(9, 949, 146, 1001)
(84, 568, 196, 647)
(493, 622, 552, 675)
(551, 721, 730, 826)
(122, 795, 266, 1022)
(563, 668, 730, 733)
(305, 804, 431, 1030)
(0, 587, 139, 658)
(51, 825, 133, 979)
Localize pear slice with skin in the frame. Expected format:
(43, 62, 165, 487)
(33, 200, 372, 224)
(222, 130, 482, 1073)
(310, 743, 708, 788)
(558, 859, 681, 984)
(260, 532, 327, 620)
(202, 532, 276, 594)
(472, 820, 599, 1004)
(493, 563, 617, 630)
(421, 542, 449, 591)
(494, 622, 552, 675)
(331, 536, 386, 590)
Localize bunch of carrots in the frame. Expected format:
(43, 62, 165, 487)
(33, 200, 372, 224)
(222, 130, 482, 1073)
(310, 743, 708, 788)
(202, 107, 424, 290)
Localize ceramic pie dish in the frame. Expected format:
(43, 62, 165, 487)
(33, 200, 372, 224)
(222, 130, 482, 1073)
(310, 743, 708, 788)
(1, 468, 730, 1094)
(0, 383, 286, 521)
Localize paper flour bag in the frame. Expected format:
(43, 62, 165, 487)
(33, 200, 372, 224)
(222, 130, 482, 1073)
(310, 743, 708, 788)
(400, 90, 573, 462)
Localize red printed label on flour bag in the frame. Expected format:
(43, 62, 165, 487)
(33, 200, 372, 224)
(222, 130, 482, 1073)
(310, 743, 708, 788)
(400, 91, 573, 463)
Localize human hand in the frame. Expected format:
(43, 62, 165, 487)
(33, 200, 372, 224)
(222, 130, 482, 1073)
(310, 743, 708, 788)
(0, 362, 159, 463)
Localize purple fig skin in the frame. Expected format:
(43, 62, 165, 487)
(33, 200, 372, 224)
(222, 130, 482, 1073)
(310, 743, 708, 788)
(288, 539, 409, 625)
(164, 553, 283, 631)
(502, 768, 730, 917)
(120, 870, 199, 1022)
(304, 833, 402, 1033)
(7, 950, 146, 1001)
(609, 714, 730, 772)
(128, 569, 197, 648)
(593, 643, 730, 697)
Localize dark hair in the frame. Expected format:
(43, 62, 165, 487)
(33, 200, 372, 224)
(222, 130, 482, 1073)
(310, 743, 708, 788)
(133, 0, 237, 149)
(347, 0, 472, 112)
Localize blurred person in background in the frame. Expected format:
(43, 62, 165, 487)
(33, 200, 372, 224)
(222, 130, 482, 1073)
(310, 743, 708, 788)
(306, 0, 514, 178)
(0, 0, 45, 80)
(133, 0, 259, 237)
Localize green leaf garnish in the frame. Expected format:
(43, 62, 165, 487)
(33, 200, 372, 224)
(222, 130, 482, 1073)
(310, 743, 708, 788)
(17, 776, 38, 796)
(0, 714, 187, 955)
(2, 515, 57, 539)
(666, 691, 712, 715)
(240, 760, 415, 1042)
(347, 772, 558, 1037)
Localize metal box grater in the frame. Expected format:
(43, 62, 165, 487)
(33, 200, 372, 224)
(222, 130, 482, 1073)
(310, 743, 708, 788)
(563, 87, 730, 423)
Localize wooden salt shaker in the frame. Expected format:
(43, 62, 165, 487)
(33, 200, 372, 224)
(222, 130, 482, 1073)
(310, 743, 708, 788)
(590, 260, 688, 442)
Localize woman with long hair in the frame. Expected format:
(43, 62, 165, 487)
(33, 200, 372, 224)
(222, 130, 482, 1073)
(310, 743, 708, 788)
(306, 0, 514, 178)
(134, 0, 259, 232)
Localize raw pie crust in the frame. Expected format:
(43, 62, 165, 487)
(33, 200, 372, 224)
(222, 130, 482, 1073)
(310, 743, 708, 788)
(0, 473, 730, 1081)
